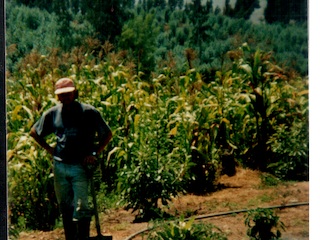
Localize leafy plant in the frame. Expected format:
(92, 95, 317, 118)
(8, 224, 20, 240)
(229, 44, 308, 178)
(116, 73, 192, 221)
(147, 217, 227, 240)
(7, 54, 61, 231)
(8, 134, 59, 230)
(245, 208, 285, 240)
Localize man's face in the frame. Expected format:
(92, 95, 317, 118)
(57, 91, 75, 105)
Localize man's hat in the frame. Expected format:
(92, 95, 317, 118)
(54, 78, 76, 95)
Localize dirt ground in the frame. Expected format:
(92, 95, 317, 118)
(17, 168, 309, 240)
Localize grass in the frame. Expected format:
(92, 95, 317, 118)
(111, 222, 131, 231)
(259, 193, 276, 203)
(222, 202, 239, 210)
(259, 173, 281, 187)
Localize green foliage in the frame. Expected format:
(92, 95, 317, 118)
(147, 217, 227, 240)
(225, 0, 259, 20)
(7, 58, 60, 231)
(92, 177, 122, 213)
(6, 1, 308, 76)
(259, 173, 280, 187)
(5, 1, 95, 71)
(149, 6, 307, 76)
(11, 0, 133, 43)
(113, 71, 195, 220)
(8, 134, 59, 230)
(9, 225, 20, 240)
(234, 0, 260, 20)
(78, 0, 133, 42)
(119, 11, 160, 76)
(227, 44, 308, 177)
(6, 0, 309, 233)
(5, 2, 60, 71)
(264, 0, 307, 24)
(245, 208, 285, 240)
(7, 44, 308, 232)
(266, 71, 308, 180)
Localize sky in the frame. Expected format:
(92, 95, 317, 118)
(211, 0, 236, 9)
(187, 0, 267, 24)
(249, 0, 267, 23)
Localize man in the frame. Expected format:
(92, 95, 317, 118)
(30, 78, 112, 240)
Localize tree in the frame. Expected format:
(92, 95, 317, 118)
(146, 0, 166, 10)
(223, 0, 233, 16)
(187, 0, 212, 58)
(119, 13, 159, 75)
(265, 0, 307, 24)
(79, 0, 132, 43)
(168, 0, 184, 10)
(224, 0, 259, 20)
(11, 0, 133, 43)
(5, 2, 61, 70)
(233, 0, 259, 20)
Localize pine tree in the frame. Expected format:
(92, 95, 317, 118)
(223, 0, 234, 16)
(233, 0, 259, 20)
(78, 0, 133, 43)
(168, 0, 184, 10)
(119, 13, 159, 75)
(265, 0, 307, 24)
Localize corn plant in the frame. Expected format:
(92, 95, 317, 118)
(7, 63, 60, 231)
(176, 69, 223, 193)
(230, 44, 308, 176)
(8, 133, 59, 230)
(7, 43, 309, 232)
(116, 73, 193, 221)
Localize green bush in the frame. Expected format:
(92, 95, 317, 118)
(245, 208, 285, 240)
(147, 217, 227, 240)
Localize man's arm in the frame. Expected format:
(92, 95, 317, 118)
(30, 127, 54, 155)
(96, 130, 113, 155)
(83, 130, 112, 166)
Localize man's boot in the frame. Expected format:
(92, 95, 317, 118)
(62, 211, 77, 240)
(77, 217, 91, 240)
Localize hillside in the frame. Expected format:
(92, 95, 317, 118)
(18, 168, 309, 240)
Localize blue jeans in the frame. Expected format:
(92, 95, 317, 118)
(53, 161, 92, 221)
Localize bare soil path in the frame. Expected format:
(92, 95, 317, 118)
(18, 168, 309, 240)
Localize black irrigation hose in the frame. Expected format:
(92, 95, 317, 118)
(123, 202, 309, 240)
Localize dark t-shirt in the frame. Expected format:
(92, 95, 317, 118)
(33, 101, 111, 164)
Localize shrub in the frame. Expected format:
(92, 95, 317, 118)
(147, 217, 227, 240)
(245, 208, 285, 240)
